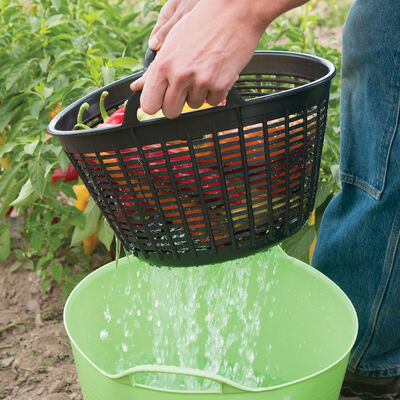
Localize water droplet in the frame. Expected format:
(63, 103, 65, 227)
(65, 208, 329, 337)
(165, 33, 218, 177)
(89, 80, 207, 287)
(100, 330, 108, 340)
(104, 305, 111, 322)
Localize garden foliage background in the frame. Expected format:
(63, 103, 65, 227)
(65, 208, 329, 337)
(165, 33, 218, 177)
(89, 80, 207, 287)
(0, 0, 352, 296)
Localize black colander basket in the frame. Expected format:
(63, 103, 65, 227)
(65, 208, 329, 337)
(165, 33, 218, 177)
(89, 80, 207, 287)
(48, 51, 335, 266)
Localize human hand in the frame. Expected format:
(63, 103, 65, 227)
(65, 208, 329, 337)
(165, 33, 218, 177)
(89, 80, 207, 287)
(148, 0, 200, 51)
(131, 0, 271, 118)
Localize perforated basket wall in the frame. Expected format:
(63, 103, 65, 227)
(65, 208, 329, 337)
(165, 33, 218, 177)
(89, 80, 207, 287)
(49, 51, 335, 266)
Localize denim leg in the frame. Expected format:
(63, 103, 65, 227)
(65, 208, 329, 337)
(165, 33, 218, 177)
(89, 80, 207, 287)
(312, 0, 400, 377)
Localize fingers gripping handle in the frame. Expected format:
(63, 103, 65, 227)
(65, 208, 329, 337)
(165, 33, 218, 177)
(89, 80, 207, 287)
(123, 86, 244, 127)
(123, 47, 245, 127)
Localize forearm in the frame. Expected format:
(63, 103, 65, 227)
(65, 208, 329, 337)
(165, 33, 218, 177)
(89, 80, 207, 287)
(253, 0, 311, 26)
(217, 0, 311, 35)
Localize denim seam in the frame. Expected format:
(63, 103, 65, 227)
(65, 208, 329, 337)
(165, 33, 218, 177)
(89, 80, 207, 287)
(347, 365, 400, 378)
(356, 365, 400, 372)
(377, 55, 400, 194)
(348, 204, 400, 371)
(339, 172, 381, 200)
(340, 57, 400, 199)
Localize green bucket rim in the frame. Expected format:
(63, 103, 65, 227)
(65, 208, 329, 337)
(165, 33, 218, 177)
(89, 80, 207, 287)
(63, 247, 358, 394)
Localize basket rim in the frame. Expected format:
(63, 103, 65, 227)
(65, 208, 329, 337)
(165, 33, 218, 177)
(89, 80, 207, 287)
(48, 50, 335, 137)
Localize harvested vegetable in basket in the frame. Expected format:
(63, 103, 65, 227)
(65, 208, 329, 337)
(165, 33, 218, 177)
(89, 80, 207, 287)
(49, 52, 335, 265)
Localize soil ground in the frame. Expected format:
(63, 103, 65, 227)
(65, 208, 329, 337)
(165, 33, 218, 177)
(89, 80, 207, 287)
(0, 251, 107, 400)
(0, 27, 355, 400)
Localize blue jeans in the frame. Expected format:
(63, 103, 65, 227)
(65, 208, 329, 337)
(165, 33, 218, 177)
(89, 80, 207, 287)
(312, 0, 400, 378)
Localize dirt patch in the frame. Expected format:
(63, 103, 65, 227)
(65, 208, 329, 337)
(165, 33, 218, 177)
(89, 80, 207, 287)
(316, 25, 343, 50)
(0, 252, 105, 400)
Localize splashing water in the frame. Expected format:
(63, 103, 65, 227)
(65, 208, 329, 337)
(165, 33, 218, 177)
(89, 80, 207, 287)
(99, 251, 283, 392)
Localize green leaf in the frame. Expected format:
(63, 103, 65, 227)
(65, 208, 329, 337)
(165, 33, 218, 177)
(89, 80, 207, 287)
(119, 11, 140, 28)
(115, 237, 122, 268)
(330, 164, 341, 187)
(57, 149, 70, 171)
(37, 254, 52, 270)
(51, 0, 61, 11)
(30, 98, 45, 120)
(142, 1, 159, 17)
(39, 56, 51, 73)
(31, 229, 43, 249)
(314, 182, 334, 209)
(0, 221, 11, 262)
(5, 60, 27, 91)
(70, 210, 86, 229)
(50, 263, 63, 283)
(113, 57, 139, 70)
(43, 86, 54, 99)
(29, 159, 47, 196)
(24, 140, 39, 155)
(73, 36, 88, 53)
(70, 196, 101, 246)
(41, 279, 51, 293)
(0, 178, 24, 219)
(9, 260, 23, 272)
(281, 223, 316, 264)
(98, 217, 114, 250)
(46, 14, 67, 28)
(0, 165, 20, 198)
(0, 105, 12, 132)
(10, 179, 39, 207)
(0, 142, 16, 157)
(102, 66, 115, 86)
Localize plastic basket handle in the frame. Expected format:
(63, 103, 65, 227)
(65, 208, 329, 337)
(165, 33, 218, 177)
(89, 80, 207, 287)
(121, 364, 258, 394)
(143, 48, 156, 72)
(123, 84, 245, 128)
(123, 48, 245, 127)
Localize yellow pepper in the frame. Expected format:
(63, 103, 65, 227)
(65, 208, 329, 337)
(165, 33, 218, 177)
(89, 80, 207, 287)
(72, 184, 89, 211)
(137, 101, 219, 121)
(83, 231, 98, 256)
(72, 184, 98, 255)
(309, 209, 317, 264)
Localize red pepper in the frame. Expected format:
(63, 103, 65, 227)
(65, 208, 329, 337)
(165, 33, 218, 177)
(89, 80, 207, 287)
(51, 163, 79, 185)
(5, 206, 13, 218)
(97, 107, 125, 127)
(95, 91, 126, 128)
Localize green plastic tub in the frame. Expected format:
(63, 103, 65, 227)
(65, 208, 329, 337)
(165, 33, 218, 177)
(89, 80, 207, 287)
(64, 246, 358, 400)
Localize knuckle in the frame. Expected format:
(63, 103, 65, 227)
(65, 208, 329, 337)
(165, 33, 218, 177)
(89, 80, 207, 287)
(210, 81, 228, 94)
(194, 74, 210, 90)
(174, 69, 193, 85)
(155, 60, 168, 76)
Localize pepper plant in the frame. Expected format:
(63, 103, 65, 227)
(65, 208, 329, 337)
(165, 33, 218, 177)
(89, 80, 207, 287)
(0, 0, 160, 295)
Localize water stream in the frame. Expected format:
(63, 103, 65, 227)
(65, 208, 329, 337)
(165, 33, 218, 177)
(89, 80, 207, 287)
(100, 251, 283, 391)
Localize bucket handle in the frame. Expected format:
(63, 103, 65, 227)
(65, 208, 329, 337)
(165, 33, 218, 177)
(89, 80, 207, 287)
(120, 364, 259, 394)
(123, 49, 245, 128)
